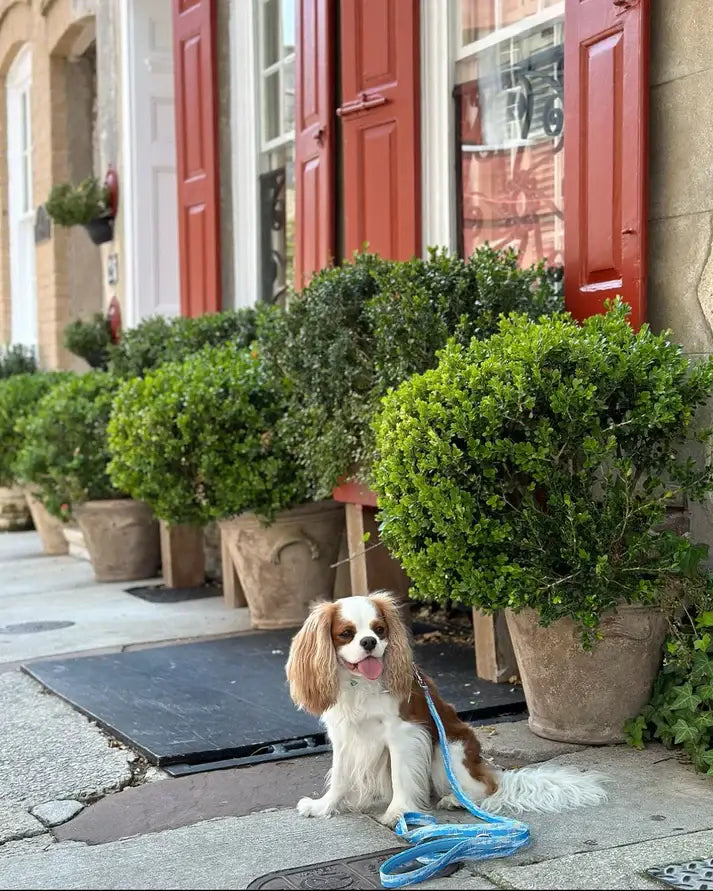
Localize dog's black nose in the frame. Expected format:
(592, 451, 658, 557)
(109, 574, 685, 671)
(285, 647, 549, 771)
(360, 636, 377, 652)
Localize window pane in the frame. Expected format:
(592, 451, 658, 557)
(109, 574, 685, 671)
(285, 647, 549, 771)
(263, 0, 280, 67)
(283, 61, 295, 134)
(263, 71, 280, 142)
(460, 0, 496, 44)
(456, 17, 564, 269)
(259, 144, 295, 305)
(282, 0, 295, 56)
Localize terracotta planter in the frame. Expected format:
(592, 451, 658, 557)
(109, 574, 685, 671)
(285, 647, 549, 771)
(75, 499, 160, 582)
(0, 485, 32, 531)
(159, 520, 205, 588)
(219, 501, 345, 629)
(24, 490, 68, 555)
(505, 605, 669, 745)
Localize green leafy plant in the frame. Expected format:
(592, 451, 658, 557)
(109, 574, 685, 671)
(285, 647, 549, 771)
(14, 372, 123, 518)
(0, 372, 71, 488)
(626, 599, 713, 773)
(260, 246, 560, 500)
(372, 300, 713, 645)
(45, 177, 110, 227)
(0, 344, 37, 379)
(107, 342, 307, 525)
(107, 308, 260, 378)
(64, 313, 112, 369)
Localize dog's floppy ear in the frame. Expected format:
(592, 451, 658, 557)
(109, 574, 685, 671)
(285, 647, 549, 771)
(286, 601, 339, 715)
(369, 591, 413, 702)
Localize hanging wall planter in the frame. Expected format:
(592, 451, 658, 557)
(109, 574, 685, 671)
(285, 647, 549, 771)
(44, 168, 118, 246)
(83, 214, 114, 245)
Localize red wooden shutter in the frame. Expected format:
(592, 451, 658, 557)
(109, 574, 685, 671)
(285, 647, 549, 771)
(294, 0, 336, 290)
(563, 0, 650, 328)
(172, 0, 221, 317)
(339, 0, 420, 261)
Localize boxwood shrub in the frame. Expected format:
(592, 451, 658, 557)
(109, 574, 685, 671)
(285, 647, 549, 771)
(14, 372, 123, 518)
(107, 307, 261, 378)
(260, 246, 560, 500)
(0, 372, 72, 488)
(372, 301, 713, 644)
(0, 344, 37, 379)
(108, 342, 307, 525)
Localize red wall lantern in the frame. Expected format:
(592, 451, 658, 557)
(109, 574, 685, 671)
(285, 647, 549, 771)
(107, 296, 122, 344)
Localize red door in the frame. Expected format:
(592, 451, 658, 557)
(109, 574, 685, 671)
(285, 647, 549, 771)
(339, 0, 420, 261)
(172, 0, 221, 317)
(294, 0, 336, 290)
(563, 0, 650, 329)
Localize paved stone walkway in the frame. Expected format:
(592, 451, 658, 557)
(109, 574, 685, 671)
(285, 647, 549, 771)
(2, 530, 713, 889)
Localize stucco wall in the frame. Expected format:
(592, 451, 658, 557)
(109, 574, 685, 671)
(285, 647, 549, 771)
(648, 0, 713, 544)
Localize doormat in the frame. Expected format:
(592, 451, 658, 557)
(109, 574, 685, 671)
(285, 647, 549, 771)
(124, 583, 221, 603)
(22, 630, 525, 774)
(648, 858, 713, 890)
(246, 849, 459, 889)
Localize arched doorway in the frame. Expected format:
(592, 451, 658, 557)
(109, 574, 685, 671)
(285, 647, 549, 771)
(6, 44, 37, 348)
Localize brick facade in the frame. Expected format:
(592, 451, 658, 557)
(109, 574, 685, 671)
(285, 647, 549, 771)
(0, 0, 102, 369)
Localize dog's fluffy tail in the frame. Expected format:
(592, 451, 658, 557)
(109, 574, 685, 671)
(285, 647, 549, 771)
(481, 763, 608, 815)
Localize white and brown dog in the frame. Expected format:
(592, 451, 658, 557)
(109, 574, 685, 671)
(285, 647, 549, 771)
(286, 592, 606, 827)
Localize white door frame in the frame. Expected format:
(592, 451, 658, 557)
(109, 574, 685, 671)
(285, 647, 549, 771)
(119, 0, 179, 327)
(420, 0, 456, 254)
(230, 0, 260, 308)
(6, 44, 38, 349)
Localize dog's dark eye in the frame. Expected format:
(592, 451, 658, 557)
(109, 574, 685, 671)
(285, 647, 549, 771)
(373, 625, 386, 638)
(339, 629, 354, 640)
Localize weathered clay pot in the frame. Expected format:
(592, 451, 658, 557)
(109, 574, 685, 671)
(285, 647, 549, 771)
(24, 489, 68, 555)
(159, 520, 205, 588)
(219, 501, 345, 629)
(75, 499, 160, 582)
(63, 522, 90, 561)
(0, 485, 32, 531)
(203, 521, 222, 581)
(506, 605, 669, 745)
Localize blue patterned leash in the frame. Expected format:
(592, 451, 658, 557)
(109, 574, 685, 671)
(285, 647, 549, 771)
(379, 668, 530, 888)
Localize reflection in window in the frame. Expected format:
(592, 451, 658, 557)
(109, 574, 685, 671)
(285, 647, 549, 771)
(456, 1, 564, 270)
(258, 0, 295, 304)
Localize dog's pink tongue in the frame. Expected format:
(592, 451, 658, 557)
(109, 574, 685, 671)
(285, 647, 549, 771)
(357, 656, 383, 680)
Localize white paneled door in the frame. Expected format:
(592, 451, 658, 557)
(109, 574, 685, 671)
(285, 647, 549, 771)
(123, 0, 180, 324)
(7, 46, 38, 349)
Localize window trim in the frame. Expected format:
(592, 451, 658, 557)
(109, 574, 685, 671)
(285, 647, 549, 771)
(230, 0, 261, 308)
(420, 0, 456, 253)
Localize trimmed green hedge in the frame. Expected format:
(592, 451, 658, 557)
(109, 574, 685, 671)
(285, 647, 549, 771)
(14, 372, 123, 517)
(108, 343, 307, 525)
(0, 372, 72, 488)
(373, 301, 713, 644)
(260, 246, 561, 500)
(107, 308, 260, 378)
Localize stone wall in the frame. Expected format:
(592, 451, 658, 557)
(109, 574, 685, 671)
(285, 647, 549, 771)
(648, 0, 713, 546)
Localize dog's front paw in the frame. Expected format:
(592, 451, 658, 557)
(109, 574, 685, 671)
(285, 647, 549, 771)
(296, 796, 336, 818)
(377, 806, 404, 828)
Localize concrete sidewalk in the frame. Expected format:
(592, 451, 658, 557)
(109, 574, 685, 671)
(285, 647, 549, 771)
(2, 529, 713, 889)
(0, 531, 252, 668)
(2, 664, 712, 890)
